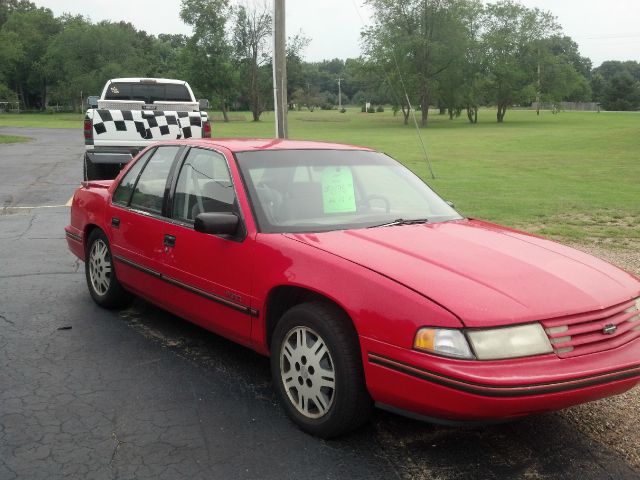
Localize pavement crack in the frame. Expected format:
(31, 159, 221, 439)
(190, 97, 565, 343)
(0, 314, 15, 325)
(109, 431, 126, 467)
(17, 214, 36, 239)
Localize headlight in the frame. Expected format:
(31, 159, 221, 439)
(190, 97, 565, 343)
(414, 328, 474, 359)
(467, 323, 552, 360)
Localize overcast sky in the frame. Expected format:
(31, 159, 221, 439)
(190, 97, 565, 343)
(34, 0, 640, 67)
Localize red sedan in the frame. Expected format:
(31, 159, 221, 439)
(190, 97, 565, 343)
(66, 138, 640, 438)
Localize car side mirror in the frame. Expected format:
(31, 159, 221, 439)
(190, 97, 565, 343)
(198, 98, 210, 110)
(194, 212, 239, 235)
(87, 95, 99, 108)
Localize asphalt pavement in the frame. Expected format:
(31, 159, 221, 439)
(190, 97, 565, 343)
(0, 127, 638, 480)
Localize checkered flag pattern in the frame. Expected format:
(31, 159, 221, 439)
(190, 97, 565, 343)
(92, 109, 206, 140)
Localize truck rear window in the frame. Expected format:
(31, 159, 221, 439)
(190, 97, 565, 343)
(104, 83, 192, 103)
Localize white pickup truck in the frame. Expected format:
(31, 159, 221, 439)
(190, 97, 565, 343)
(83, 78, 211, 180)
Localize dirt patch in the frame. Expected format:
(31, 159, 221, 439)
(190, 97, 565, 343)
(559, 240, 640, 471)
(523, 212, 640, 248)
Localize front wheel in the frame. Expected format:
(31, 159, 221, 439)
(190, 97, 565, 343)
(270, 302, 373, 438)
(85, 229, 132, 309)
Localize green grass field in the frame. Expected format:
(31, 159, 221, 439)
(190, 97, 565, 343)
(1, 108, 638, 243)
(0, 134, 30, 144)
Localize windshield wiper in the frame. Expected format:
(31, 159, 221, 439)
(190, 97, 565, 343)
(367, 218, 431, 228)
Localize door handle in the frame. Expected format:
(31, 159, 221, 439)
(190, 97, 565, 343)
(164, 234, 176, 248)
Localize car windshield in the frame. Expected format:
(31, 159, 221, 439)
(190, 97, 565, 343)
(236, 149, 463, 233)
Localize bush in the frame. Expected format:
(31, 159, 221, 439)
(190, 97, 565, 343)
(352, 91, 367, 105)
(367, 106, 376, 113)
(376, 105, 384, 112)
(340, 108, 346, 113)
(361, 105, 367, 113)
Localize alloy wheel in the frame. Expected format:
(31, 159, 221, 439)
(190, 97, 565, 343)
(89, 239, 111, 296)
(280, 326, 336, 419)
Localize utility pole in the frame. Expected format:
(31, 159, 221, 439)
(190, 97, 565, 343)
(337, 77, 342, 111)
(272, 0, 288, 138)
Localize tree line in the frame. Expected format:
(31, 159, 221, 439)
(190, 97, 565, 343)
(0, 0, 639, 124)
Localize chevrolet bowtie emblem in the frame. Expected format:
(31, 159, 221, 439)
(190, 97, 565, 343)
(602, 324, 617, 335)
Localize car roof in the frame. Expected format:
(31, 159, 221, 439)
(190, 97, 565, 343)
(182, 138, 375, 153)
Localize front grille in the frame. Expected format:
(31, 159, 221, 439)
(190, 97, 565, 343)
(542, 298, 640, 358)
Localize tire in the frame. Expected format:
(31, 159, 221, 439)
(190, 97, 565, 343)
(85, 229, 132, 309)
(270, 301, 373, 438)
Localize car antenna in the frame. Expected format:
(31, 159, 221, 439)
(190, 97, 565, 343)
(350, 0, 436, 180)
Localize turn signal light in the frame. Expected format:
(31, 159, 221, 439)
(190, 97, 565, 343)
(414, 328, 474, 359)
(414, 328, 436, 351)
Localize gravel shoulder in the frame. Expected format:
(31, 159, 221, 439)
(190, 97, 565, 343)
(561, 240, 640, 471)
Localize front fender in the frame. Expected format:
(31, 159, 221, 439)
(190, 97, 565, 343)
(251, 234, 463, 353)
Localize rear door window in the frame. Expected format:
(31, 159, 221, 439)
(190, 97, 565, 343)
(112, 149, 154, 206)
(130, 146, 181, 214)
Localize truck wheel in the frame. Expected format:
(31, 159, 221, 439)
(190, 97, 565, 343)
(270, 301, 373, 438)
(85, 229, 132, 309)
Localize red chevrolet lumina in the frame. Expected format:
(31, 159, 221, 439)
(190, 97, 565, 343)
(66, 138, 640, 437)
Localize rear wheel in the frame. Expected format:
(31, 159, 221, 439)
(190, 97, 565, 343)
(85, 229, 132, 309)
(270, 301, 373, 438)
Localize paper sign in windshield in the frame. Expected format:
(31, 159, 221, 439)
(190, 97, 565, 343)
(322, 167, 356, 214)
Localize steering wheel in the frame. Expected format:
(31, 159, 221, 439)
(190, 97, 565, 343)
(358, 194, 391, 213)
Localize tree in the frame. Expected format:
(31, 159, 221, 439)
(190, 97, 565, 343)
(363, 0, 478, 126)
(592, 61, 640, 110)
(536, 43, 591, 106)
(0, 7, 60, 109)
(602, 73, 640, 111)
(44, 17, 162, 110)
(233, 3, 272, 121)
(482, 1, 560, 122)
(432, 0, 483, 122)
(180, 0, 236, 121)
(285, 31, 310, 107)
(0, 0, 36, 27)
(590, 72, 607, 104)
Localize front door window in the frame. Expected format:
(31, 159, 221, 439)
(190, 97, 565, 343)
(172, 148, 239, 223)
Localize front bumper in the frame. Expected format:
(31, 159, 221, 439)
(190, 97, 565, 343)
(361, 336, 640, 422)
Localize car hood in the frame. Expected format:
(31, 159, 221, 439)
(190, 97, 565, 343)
(285, 220, 639, 327)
